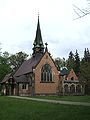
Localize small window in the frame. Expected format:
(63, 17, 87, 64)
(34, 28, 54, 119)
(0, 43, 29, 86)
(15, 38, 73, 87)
(71, 77, 74, 80)
(22, 84, 27, 89)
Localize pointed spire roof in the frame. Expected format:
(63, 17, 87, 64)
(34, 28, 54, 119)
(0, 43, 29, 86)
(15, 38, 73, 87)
(33, 15, 44, 55)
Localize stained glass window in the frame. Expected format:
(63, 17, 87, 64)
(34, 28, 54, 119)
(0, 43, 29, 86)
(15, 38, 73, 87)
(41, 64, 52, 82)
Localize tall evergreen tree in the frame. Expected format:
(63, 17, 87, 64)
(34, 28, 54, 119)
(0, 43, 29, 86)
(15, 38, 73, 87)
(0, 43, 2, 56)
(83, 48, 90, 62)
(80, 48, 90, 94)
(87, 48, 90, 62)
(67, 51, 75, 70)
(74, 50, 80, 76)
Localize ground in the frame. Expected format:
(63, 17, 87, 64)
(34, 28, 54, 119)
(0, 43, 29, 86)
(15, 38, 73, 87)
(0, 96, 90, 120)
(31, 95, 90, 102)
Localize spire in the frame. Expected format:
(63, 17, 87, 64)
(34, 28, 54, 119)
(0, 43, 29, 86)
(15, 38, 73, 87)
(33, 15, 44, 55)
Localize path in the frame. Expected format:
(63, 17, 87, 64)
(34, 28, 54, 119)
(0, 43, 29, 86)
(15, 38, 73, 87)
(9, 96, 90, 107)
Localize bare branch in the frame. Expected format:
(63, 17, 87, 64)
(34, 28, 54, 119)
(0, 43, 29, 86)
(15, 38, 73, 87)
(73, 3, 90, 20)
(73, 5, 86, 15)
(73, 9, 81, 17)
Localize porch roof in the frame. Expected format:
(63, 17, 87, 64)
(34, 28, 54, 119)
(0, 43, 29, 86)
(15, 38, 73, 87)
(1, 73, 12, 83)
(15, 75, 31, 83)
(64, 80, 79, 83)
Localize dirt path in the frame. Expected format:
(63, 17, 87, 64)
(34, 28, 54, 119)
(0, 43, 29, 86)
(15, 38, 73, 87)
(9, 96, 90, 107)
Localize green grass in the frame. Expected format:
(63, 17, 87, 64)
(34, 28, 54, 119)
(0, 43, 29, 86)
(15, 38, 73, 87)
(31, 95, 90, 103)
(0, 96, 90, 120)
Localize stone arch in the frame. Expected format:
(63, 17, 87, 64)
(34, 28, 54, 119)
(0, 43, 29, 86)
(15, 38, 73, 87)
(70, 84, 75, 93)
(64, 84, 69, 93)
(76, 85, 81, 93)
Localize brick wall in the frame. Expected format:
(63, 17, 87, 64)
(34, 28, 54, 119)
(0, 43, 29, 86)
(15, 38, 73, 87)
(18, 83, 31, 95)
(34, 52, 61, 95)
(67, 69, 78, 80)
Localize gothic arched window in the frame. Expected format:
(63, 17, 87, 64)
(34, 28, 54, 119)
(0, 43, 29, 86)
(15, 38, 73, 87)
(41, 64, 52, 82)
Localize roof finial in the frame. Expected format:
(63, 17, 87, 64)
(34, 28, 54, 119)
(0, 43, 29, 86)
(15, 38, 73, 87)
(45, 42, 48, 51)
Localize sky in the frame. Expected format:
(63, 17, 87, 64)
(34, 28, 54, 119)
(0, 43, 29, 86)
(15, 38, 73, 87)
(0, 0, 90, 59)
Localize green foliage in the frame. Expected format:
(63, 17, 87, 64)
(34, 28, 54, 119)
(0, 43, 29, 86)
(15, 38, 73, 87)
(79, 48, 90, 94)
(0, 96, 90, 120)
(80, 61, 90, 82)
(54, 57, 66, 70)
(67, 51, 75, 70)
(83, 48, 90, 62)
(0, 42, 2, 56)
(0, 55, 11, 81)
(9, 51, 28, 71)
(0, 51, 28, 81)
(74, 50, 80, 76)
(80, 60, 90, 94)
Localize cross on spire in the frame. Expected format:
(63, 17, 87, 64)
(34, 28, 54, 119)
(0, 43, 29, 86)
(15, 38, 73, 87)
(45, 42, 48, 51)
(45, 42, 48, 47)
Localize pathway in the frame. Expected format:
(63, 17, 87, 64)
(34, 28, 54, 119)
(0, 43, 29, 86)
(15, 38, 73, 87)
(9, 96, 90, 107)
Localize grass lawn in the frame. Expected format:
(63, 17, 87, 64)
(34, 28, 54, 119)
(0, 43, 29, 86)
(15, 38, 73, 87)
(31, 95, 90, 103)
(0, 96, 90, 120)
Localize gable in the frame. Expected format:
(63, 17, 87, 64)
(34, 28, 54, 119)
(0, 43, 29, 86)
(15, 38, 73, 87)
(67, 69, 78, 80)
(34, 51, 60, 94)
(35, 51, 59, 74)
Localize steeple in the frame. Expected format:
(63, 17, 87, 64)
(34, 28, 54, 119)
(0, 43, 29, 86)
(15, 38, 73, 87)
(33, 15, 44, 55)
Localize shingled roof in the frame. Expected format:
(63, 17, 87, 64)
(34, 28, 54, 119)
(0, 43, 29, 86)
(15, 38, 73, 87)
(14, 75, 31, 83)
(14, 52, 43, 77)
(1, 73, 12, 83)
(60, 67, 69, 76)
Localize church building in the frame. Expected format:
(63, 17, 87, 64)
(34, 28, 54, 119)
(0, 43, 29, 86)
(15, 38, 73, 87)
(1, 16, 60, 96)
(0, 16, 83, 96)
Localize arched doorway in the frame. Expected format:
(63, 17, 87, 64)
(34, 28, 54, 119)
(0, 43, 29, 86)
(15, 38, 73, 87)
(76, 85, 81, 93)
(64, 84, 69, 94)
(70, 84, 75, 94)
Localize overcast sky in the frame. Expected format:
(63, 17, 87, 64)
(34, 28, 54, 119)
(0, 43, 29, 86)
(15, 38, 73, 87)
(0, 0, 90, 59)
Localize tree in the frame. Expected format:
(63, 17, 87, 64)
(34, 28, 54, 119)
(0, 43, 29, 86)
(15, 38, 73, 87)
(0, 54, 11, 81)
(83, 48, 90, 62)
(3, 51, 10, 58)
(54, 57, 66, 70)
(67, 51, 75, 70)
(0, 51, 29, 82)
(0, 43, 1, 56)
(74, 50, 80, 76)
(79, 48, 90, 94)
(9, 52, 29, 71)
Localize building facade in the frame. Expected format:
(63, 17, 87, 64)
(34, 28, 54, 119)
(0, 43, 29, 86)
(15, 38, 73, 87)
(1, 16, 60, 96)
(60, 68, 83, 95)
(0, 16, 83, 96)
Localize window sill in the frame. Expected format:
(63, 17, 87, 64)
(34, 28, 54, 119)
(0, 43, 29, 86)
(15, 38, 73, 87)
(40, 81, 54, 83)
